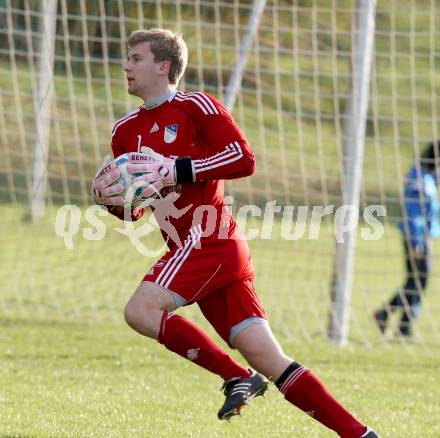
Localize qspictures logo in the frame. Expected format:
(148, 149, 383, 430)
(54, 194, 386, 257)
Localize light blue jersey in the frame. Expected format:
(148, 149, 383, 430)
(398, 164, 440, 246)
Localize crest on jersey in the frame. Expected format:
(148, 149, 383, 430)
(164, 124, 178, 143)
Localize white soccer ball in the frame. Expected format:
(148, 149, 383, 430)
(113, 153, 145, 208)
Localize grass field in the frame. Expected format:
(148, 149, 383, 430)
(1, 204, 440, 437)
(2, 318, 439, 438)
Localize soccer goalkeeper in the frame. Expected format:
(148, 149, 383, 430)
(374, 140, 440, 338)
(91, 28, 379, 438)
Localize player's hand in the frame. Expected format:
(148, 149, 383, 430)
(406, 239, 426, 260)
(127, 149, 177, 199)
(411, 244, 426, 260)
(91, 156, 125, 205)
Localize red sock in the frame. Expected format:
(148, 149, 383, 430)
(277, 362, 366, 438)
(157, 311, 250, 380)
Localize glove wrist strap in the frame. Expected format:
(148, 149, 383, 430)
(175, 157, 195, 183)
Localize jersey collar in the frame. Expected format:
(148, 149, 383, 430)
(143, 89, 177, 110)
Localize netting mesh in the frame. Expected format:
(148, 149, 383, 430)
(1, 0, 440, 347)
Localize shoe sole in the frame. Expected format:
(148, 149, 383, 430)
(219, 380, 269, 421)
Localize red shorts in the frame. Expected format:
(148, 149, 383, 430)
(143, 226, 267, 346)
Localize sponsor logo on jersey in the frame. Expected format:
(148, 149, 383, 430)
(164, 124, 178, 143)
(150, 122, 159, 133)
(129, 152, 154, 162)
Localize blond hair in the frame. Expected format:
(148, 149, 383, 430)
(128, 28, 188, 84)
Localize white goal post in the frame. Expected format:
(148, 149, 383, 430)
(328, 0, 377, 345)
(30, 0, 57, 221)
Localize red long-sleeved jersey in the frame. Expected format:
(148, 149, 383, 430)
(110, 90, 255, 246)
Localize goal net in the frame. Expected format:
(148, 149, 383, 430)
(1, 0, 440, 348)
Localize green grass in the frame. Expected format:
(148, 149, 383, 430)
(1, 204, 440, 437)
(2, 318, 439, 438)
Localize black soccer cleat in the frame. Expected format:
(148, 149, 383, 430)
(373, 309, 388, 335)
(217, 370, 269, 421)
(397, 323, 413, 339)
(397, 315, 413, 339)
(360, 427, 381, 438)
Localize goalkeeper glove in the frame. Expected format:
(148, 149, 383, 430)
(127, 147, 194, 199)
(91, 156, 124, 206)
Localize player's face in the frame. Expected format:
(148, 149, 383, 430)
(124, 42, 169, 100)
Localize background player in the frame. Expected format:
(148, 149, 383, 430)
(91, 28, 379, 438)
(374, 141, 440, 337)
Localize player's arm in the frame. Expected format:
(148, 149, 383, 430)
(105, 205, 144, 221)
(126, 94, 255, 198)
(165, 93, 256, 182)
(189, 96, 256, 181)
(403, 179, 427, 253)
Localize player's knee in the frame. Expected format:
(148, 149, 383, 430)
(124, 288, 165, 331)
(123, 299, 159, 336)
(124, 294, 150, 325)
(124, 283, 177, 334)
(123, 299, 141, 329)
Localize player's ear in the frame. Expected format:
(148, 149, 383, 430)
(158, 60, 171, 77)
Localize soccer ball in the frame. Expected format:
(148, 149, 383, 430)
(113, 153, 145, 208)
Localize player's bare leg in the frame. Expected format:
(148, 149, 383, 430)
(232, 322, 291, 379)
(124, 281, 176, 337)
(124, 281, 252, 380)
(233, 323, 379, 438)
